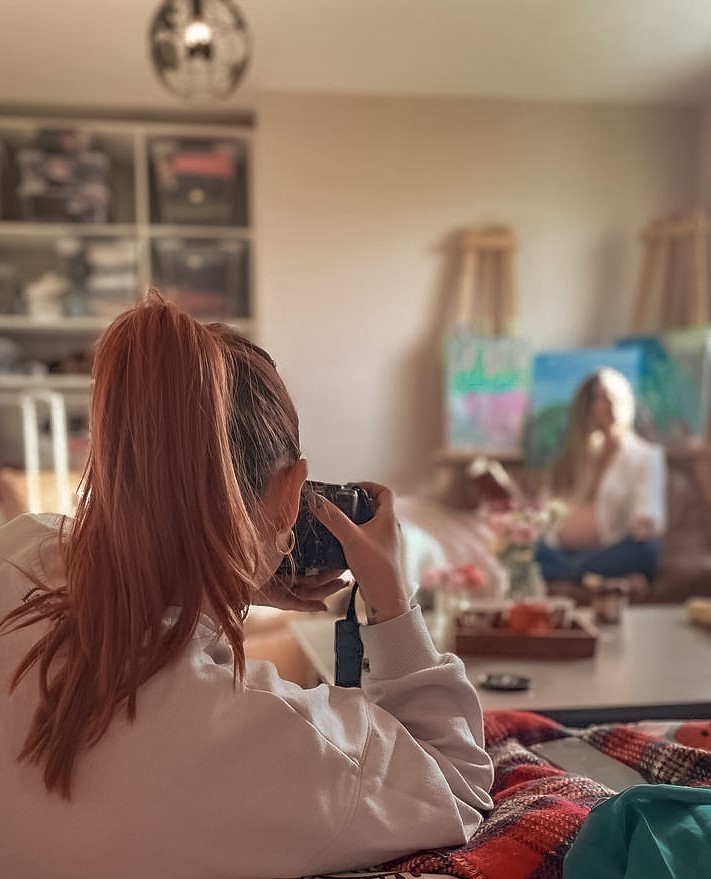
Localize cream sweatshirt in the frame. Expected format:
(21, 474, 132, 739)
(0, 514, 494, 879)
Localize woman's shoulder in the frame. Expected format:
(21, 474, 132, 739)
(622, 432, 663, 454)
(0, 512, 66, 553)
(620, 433, 666, 469)
(0, 513, 67, 596)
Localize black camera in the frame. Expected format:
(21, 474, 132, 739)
(279, 481, 374, 574)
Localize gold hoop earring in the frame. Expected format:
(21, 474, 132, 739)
(275, 529, 295, 555)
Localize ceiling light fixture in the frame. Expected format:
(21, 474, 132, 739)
(149, 0, 251, 101)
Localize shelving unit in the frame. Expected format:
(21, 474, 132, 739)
(0, 113, 255, 472)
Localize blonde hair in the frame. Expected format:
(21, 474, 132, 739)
(1, 293, 299, 798)
(550, 368, 635, 497)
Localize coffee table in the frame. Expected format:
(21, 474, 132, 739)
(289, 605, 711, 725)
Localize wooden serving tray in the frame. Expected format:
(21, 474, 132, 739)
(454, 615, 598, 660)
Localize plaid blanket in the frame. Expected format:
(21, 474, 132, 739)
(377, 711, 711, 879)
(306, 712, 711, 879)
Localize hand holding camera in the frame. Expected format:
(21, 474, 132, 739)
(312, 481, 411, 625)
(263, 481, 368, 613)
(255, 568, 353, 613)
(282, 481, 375, 574)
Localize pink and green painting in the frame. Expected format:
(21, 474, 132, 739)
(445, 333, 530, 453)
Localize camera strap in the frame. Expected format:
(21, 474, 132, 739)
(334, 582, 364, 688)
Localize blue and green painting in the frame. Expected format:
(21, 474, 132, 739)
(524, 346, 641, 468)
(617, 327, 711, 445)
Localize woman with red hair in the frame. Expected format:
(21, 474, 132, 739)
(0, 293, 493, 878)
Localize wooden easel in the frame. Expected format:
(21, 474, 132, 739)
(631, 210, 711, 507)
(631, 211, 710, 333)
(453, 225, 518, 335)
(436, 225, 522, 507)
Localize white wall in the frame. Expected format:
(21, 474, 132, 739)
(698, 108, 711, 213)
(254, 91, 700, 492)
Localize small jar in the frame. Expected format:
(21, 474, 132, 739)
(583, 574, 628, 625)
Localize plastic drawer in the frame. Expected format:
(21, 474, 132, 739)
(150, 138, 248, 226)
(152, 237, 249, 319)
(18, 182, 110, 223)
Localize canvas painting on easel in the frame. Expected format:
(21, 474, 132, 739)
(617, 327, 711, 444)
(525, 346, 642, 468)
(444, 332, 530, 453)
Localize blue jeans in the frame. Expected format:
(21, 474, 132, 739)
(535, 537, 661, 583)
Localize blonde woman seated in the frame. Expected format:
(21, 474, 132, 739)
(0, 294, 493, 879)
(535, 368, 666, 584)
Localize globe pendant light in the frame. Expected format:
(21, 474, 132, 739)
(149, 0, 251, 100)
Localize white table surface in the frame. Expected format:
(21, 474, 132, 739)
(289, 605, 711, 725)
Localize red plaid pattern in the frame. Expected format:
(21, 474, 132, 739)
(382, 711, 711, 879)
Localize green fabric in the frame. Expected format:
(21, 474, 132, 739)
(563, 784, 711, 879)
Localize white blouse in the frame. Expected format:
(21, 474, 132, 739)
(595, 433, 667, 545)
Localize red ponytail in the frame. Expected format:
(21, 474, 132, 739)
(1, 292, 299, 797)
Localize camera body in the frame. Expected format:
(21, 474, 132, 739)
(280, 481, 374, 574)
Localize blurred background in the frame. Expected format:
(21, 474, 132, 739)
(1, 0, 711, 503)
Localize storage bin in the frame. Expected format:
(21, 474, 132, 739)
(15, 138, 112, 223)
(32, 129, 93, 153)
(0, 263, 20, 314)
(152, 238, 249, 319)
(84, 292, 135, 319)
(0, 336, 21, 371)
(150, 138, 248, 226)
(18, 181, 110, 223)
(85, 272, 137, 318)
(23, 271, 69, 319)
(17, 149, 110, 188)
(84, 239, 137, 270)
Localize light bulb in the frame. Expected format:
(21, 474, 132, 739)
(184, 19, 212, 49)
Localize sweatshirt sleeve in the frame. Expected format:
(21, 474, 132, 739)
(300, 605, 494, 874)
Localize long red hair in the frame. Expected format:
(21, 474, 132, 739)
(0, 293, 299, 798)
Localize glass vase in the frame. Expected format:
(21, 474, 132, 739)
(501, 558, 546, 601)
